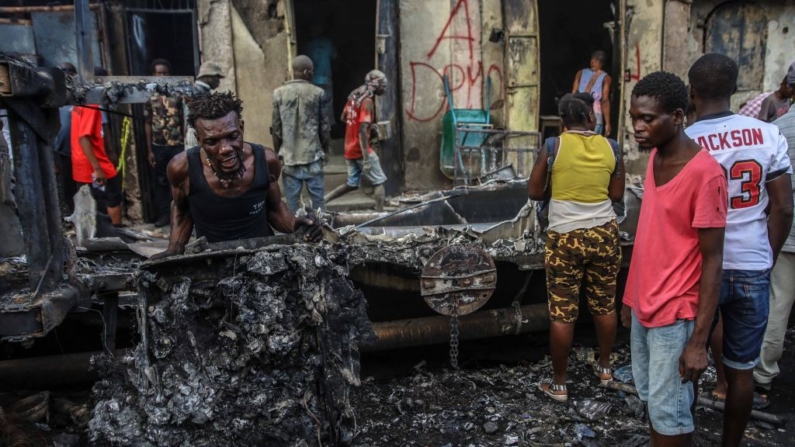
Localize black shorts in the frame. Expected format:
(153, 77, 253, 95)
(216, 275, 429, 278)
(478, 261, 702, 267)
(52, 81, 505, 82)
(80, 174, 123, 209)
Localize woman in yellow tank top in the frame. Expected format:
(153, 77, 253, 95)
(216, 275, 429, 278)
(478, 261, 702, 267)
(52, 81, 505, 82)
(528, 93, 625, 402)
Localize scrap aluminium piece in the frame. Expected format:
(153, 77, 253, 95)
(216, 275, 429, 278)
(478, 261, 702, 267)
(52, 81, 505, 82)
(89, 243, 374, 446)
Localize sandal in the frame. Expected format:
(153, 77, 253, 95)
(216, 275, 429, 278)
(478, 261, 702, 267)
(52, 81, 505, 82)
(753, 386, 771, 410)
(593, 364, 613, 386)
(538, 381, 568, 402)
(711, 389, 726, 402)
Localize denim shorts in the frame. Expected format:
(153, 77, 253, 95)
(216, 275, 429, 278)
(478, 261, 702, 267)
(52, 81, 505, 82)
(713, 269, 770, 370)
(346, 152, 387, 187)
(631, 311, 695, 436)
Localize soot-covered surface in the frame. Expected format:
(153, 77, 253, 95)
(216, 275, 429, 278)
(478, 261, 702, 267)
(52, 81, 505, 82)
(88, 244, 374, 446)
(350, 333, 795, 447)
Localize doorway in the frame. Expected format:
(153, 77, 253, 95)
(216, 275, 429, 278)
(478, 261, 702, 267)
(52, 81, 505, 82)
(538, 0, 618, 137)
(125, 7, 198, 222)
(293, 0, 377, 146)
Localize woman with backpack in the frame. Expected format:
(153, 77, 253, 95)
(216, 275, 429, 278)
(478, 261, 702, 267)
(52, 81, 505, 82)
(528, 93, 625, 402)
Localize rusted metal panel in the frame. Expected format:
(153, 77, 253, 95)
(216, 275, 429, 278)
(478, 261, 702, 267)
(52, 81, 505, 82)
(502, 0, 539, 176)
(420, 245, 497, 316)
(705, 1, 767, 92)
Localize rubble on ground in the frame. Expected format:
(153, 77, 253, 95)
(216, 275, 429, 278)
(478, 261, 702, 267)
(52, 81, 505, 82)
(348, 344, 790, 447)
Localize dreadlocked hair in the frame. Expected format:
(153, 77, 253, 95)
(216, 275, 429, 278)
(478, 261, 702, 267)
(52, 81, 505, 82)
(631, 71, 688, 114)
(188, 91, 244, 129)
(557, 92, 594, 128)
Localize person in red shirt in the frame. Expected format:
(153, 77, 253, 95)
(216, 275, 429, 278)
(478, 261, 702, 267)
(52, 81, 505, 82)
(324, 70, 388, 211)
(622, 71, 727, 446)
(71, 67, 123, 226)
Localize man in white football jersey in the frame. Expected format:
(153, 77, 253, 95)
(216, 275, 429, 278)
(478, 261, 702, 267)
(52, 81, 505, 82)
(686, 53, 794, 447)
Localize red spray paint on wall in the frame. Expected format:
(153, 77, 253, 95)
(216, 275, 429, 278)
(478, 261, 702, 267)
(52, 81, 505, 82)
(406, 0, 504, 123)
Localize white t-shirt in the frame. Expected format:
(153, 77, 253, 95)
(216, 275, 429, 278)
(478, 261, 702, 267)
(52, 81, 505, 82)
(686, 112, 792, 270)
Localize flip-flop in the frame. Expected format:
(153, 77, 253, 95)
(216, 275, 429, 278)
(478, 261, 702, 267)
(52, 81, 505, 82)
(753, 391, 770, 410)
(538, 381, 568, 402)
(593, 364, 613, 386)
(711, 390, 726, 402)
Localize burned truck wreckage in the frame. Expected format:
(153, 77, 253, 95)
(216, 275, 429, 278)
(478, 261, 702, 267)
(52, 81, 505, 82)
(0, 49, 645, 445)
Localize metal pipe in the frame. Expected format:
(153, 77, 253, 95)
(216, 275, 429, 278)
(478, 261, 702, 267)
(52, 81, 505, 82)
(355, 193, 463, 229)
(332, 212, 390, 227)
(0, 350, 127, 389)
(604, 381, 785, 427)
(0, 5, 101, 13)
(361, 303, 549, 352)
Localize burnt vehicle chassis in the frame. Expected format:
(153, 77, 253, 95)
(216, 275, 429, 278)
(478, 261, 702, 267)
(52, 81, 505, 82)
(0, 44, 639, 379)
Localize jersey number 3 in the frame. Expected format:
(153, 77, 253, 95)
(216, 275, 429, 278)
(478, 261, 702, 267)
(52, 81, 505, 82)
(725, 160, 763, 209)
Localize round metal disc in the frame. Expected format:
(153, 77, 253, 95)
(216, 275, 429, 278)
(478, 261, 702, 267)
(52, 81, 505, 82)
(420, 245, 497, 316)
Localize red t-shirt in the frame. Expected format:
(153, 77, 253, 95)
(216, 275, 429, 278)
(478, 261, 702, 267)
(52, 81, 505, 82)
(623, 149, 727, 328)
(343, 97, 375, 160)
(71, 106, 116, 183)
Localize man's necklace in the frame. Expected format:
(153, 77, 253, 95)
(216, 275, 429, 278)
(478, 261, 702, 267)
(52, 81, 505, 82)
(206, 158, 246, 188)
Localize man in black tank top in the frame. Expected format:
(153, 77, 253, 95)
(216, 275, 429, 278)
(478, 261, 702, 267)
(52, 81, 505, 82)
(151, 92, 323, 259)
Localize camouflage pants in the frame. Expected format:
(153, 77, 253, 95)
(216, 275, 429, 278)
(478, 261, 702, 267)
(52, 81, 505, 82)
(545, 220, 621, 323)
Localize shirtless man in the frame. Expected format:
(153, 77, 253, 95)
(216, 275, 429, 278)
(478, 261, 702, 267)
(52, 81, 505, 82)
(152, 92, 322, 259)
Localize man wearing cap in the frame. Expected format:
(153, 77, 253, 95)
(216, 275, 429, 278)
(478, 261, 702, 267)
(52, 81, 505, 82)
(185, 61, 225, 150)
(324, 70, 389, 211)
(271, 55, 329, 212)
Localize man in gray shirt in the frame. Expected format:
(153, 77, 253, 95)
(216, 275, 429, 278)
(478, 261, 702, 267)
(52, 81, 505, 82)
(754, 61, 795, 407)
(271, 55, 330, 212)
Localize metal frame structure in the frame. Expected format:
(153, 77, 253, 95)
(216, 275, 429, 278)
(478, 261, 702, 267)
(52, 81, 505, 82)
(0, 0, 194, 345)
(452, 127, 541, 185)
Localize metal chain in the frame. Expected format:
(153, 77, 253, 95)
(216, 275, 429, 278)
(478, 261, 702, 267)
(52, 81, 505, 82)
(449, 296, 460, 370)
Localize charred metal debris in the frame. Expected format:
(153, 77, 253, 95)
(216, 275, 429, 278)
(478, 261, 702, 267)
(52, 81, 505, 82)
(89, 244, 375, 447)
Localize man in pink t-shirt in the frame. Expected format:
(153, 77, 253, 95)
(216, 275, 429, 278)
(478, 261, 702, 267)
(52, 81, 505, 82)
(623, 72, 727, 446)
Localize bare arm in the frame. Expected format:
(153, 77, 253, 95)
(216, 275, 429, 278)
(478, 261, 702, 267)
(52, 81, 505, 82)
(271, 95, 283, 154)
(162, 152, 193, 256)
(757, 97, 773, 122)
(766, 174, 794, 264)
(680, 226, 724, 383)
(572, 70, 583, 93)
(78, 135, 106, 186)
(527, 139, 549, 201)
(602, 75, 612, 135)
(608, 147, 625, 202)
(359, 99, 376, 162)
(264, 147, 296, 233)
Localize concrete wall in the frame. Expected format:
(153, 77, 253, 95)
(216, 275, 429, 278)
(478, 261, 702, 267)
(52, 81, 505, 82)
(687, 0, 795, 111)
(620, 0, 665, 182)
(399, 0, 507, 191)
(197, 0, 289, 148)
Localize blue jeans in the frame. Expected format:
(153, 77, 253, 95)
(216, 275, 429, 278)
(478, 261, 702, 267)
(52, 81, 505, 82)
(714, 269, 771, 370)
(631, 311, 695, 436)
(282, 160, 324, 212)
(346, 152, 387, 187)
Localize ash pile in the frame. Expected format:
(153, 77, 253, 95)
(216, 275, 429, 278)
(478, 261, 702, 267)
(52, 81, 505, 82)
(89, 244, 374, 446)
